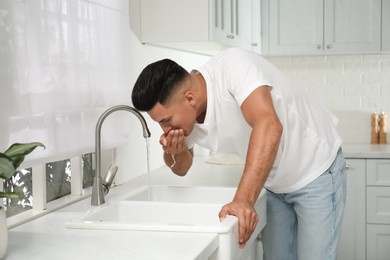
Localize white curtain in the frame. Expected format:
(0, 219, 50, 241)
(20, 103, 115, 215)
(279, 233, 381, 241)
(0, 0, 133, 163)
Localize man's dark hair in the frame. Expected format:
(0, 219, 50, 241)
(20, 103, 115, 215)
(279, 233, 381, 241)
(131, 59, 189, 111)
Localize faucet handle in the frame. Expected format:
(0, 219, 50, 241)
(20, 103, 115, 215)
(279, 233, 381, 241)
(102, 164, 118, 195)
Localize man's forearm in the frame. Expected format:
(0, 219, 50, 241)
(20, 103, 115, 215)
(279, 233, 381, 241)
(164, 149, 193, 176)
(234, 118, 282, 205)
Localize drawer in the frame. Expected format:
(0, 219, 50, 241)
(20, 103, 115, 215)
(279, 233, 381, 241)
(367, 187, 390, 224)
(367, 159, 390, 186)
(366, 224, 390, 260)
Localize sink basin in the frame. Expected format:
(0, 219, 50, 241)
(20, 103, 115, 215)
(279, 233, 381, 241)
(66, 201, 237, 233)
(124, 185, 236, 204)
(66, 187, 267, 260)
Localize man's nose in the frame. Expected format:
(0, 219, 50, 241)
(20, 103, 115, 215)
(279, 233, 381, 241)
(161, 125, 172, 135)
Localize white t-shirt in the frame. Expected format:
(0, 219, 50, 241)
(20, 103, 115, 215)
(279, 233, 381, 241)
(187, 48, 342, 193)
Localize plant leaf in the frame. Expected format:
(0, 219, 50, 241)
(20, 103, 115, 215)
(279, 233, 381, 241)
(0, 153, 16, 179)
(4, 142, 45, 169)
(0, 191, 22, 199)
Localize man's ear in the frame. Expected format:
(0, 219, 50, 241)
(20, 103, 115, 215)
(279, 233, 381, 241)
(184, 91, 195, 105)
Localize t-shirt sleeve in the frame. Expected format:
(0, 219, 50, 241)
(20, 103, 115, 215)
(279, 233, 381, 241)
(222, 49, 273, 106)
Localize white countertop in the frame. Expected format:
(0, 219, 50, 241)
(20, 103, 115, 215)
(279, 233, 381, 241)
(5, 157, 245, 260)
(342, 143, 390, 158)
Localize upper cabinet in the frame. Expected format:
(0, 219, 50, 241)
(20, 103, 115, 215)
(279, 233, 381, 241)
(211, 0, 261, 53)
(130, 0, 387, 56)
(129, 0, 260, 55)
(262, 0, 382, 55)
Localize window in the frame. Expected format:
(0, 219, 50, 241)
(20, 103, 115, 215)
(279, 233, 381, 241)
(3, 168, 33, 217)
(2, 153, 94, 218)
(82, 153, 94, 188)
(46, 159, 71, 203)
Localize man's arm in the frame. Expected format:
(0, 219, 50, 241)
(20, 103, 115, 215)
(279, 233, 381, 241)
(219, 86, 282, 248)
(161, 129, 193, 176)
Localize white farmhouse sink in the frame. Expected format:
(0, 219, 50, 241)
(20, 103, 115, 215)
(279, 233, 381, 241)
(66, 201, 237, 233)
(66, 187, 266, 260)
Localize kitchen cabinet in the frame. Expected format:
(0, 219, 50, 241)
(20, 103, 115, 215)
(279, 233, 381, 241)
(337, 159, 366, 260)
(262, 0, 382, 55)
(129, 0, 261, 55)
(338, 157, 390, 260)
(367, 225, 390, 260)
(366, 159, 390, 260)
(212, 0, 261, 53)
(130, 0, 388, 56)
(383, 0, 390, 52)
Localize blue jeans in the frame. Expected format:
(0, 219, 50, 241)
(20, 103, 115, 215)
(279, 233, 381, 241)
(261, 148, 347, 260)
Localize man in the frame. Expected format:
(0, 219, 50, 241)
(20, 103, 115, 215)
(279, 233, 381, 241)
(131, 48, 346, 259)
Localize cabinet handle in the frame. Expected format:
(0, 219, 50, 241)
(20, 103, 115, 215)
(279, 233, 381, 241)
(226, 34, 235, 39)
(316, 44, 322, 50)
(346, 165, 349, 170)
(251, 43, 258, 47)
(326, 44, 332, 49)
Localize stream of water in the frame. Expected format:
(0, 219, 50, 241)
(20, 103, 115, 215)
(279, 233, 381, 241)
(145, 137, 152, 200)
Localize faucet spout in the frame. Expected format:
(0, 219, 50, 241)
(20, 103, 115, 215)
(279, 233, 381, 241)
(91, 105, 151, 206)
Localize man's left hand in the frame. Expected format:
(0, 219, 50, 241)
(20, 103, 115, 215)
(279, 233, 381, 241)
(218, 201, 259, 248)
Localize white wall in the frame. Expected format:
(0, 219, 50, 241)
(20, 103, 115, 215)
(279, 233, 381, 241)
(115, 9, 390, 184)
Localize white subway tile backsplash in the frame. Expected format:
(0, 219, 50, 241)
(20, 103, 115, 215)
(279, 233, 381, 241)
(362, 73, 389, 86)
(326, 55, 363, 63)
(362, 96, 390, 112)
(344, 61, 381, 73)
(381, 81, 390, 96)
(326, 96, 363, 111)
(291, 73, 326, 89)
(345, 84, 380, 97)
(268, 53, 390, 143)
(332, 110, 371, 143)
(292, 56, 326, 63)
(364, 54, 390, 61)
(381, 60, 390, 72)
(325, 73, 362, 88)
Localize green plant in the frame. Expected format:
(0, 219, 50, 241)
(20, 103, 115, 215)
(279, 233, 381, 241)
(0, 142, 45, 199)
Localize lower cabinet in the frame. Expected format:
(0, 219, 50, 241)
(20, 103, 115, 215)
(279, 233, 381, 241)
(367, 225, 390, 260)
(338, 158, 390, 260)
(366, 159, 390, 260)
(338, 159, 366, 260)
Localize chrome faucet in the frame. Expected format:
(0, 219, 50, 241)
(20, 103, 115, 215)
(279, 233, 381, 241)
(91, 105, 151, 206)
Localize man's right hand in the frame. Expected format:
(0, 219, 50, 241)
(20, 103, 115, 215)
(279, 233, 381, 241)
(160, 129, 187, 155)
(160, 129, 193, 176)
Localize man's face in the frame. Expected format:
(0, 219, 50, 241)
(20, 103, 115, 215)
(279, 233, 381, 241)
(148, 100, 197, 137)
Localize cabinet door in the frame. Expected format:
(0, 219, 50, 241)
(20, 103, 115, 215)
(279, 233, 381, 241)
(268, 0, 323, 55)
(251, 0, 262, 53)
(383, 0, 390, 52)
(211, 0, 258, 51)
(138, 0, 209, 42)
(367, 159, 390, 186)
(367, 187, 390, 224)
(324, 0, 381, 53)
(210, 0, 232, 45)
(367, 224, 390, 260)
(228, 0, 254, 50)
(337, 159, 366, 260)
